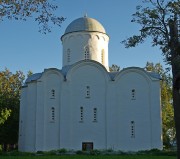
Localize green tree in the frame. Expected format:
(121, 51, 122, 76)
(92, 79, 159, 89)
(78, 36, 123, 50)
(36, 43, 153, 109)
(145, 62, 175, 148)
(0, 68, 25, 151)
(0, 0, 65, 33)
(27, 70, 33, 78)
(109, 64, 120, 72)
(122, 1, 180, 157)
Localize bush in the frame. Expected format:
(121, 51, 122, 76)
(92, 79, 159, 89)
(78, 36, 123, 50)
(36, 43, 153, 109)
(58, 148, 67, 154)
(76, 150, 89, 155)
(0, 150, 34, 156)
(107, 148, 113, 152)
(45, 150, 57, 155)
(90, 149, 101, 155)
(36, 151, 44, 155)
(117, 150, 128, 155)
(0, 145, 2, 151)
(137, 149, 177, 156)
(36, 150, 58, 155)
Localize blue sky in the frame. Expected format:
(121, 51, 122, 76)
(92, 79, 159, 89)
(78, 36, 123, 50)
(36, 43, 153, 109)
(0, 0, 166, 74)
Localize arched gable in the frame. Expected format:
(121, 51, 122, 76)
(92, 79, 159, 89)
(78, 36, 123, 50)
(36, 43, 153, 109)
(66, 60, 110, 82)
(40, 68, 64, 81)
(37, 68, 62, 151)
(114, 67, 152, 84)
(112, 67, 158, 151)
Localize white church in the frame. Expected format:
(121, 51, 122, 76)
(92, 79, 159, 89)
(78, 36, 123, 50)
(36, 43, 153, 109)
(18, 16, 163, 152)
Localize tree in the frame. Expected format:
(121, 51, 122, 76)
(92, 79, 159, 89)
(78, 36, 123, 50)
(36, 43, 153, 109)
(109, 64, 120, 72)
(145, 62, 175, 148)
(0, 68, 25, 151)
(27, 70, 33, 78)
(122, 1, 180, 158)
(0, 0, 65, 33)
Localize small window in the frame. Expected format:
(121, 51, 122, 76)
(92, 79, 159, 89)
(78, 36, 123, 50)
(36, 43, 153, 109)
(80, 107, 84, 122)
(93, 108, 97, 122)
(50, 89, 55, 99)
(67, 49, 71, 63)
(52, 89, 55, 97)
(131, 89, 136, 100)
(49, 89, 56, 99)
(131, 121, 135, 138)
(84, 46, 89, 60)
(86, 86, 90, 98)
(51, 107, 55, 122)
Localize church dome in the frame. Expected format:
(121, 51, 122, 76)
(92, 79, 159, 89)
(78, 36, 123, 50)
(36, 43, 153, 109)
(64, 16, 106, 34)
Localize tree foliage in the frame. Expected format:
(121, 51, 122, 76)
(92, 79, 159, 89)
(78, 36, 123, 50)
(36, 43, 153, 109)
(121, 0, 180, 64)
(145, 62, 175, 148)
(27, 70, 33, 78)
(0, 68, 25, 150)
(122, 1, 180, 157)
(109, 64, 120, 72)
(0, 0, 65, 33)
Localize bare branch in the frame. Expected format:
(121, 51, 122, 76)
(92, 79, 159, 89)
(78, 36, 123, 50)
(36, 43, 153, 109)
(0, 0, 65, 33)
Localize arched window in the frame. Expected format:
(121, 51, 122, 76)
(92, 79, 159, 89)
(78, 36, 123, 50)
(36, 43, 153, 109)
(84, 46, 89, 60)
(67, 49, 71, 63)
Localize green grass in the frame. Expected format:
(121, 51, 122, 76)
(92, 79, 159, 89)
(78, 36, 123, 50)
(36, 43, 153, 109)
(0, 149, 177, 159)
(0, 155, 177, 159)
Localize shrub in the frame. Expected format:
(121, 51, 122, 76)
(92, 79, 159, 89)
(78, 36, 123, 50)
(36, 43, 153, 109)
(0, 150, 34, 156)
(90, 149, 101, 155)
(36, 151, 44, 155)
(58, 148, 67, 154)
(107, 148, 114, 152)
(45, 150, 57, 155)
(76, 150, 89, 155)
(0, 145, 2, 151)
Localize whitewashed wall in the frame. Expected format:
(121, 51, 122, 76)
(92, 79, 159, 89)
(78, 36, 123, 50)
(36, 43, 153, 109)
(18, 86, 27, 151)
(62, 62, 109, 150)
(61, 32, 109, 71)
(19, 64, 162, 152)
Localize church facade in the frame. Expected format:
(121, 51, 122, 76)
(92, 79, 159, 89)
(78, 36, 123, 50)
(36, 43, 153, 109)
(18, 16, 163, 152)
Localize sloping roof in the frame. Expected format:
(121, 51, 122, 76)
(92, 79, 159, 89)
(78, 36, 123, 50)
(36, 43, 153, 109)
(147, 71, 161, 80)
(25, 73, 42, 83)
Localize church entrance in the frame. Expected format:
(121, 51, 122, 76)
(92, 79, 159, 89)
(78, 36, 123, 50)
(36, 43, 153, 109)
(82, 142, 93, 151)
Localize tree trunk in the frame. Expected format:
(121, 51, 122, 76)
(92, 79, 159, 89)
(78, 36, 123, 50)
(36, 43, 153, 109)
(173, 87, 180, 159)
(169, 16, 180, 159)
(172, 60, 180, 159)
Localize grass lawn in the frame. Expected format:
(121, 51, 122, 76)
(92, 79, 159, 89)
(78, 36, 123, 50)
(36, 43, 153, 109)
(0, 155, 177, 159)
